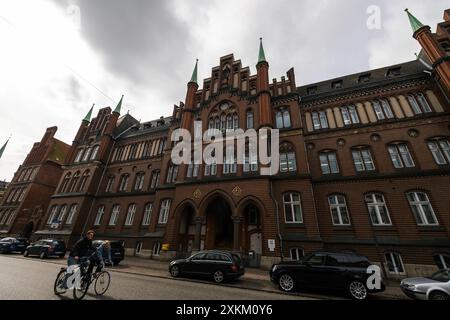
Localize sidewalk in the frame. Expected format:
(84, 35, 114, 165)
(114, 256, 406, 300)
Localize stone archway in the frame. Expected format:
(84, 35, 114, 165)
(205, 197, 234, 250)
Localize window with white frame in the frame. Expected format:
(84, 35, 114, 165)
(283, 193, 303, 223)
(94, 206, 105, 226)
(57, 205, 67, 224)
(365, 193, 392, 225)
(105, 176, 115, 192)
(74, 149, 84, 163)
(158, 199, 171, 224)
(407, 93, 432, 115)
(204, 159, 217, 176)
(135, 241, 143, 255)
(385, 252, 405, 274)
(18, 188, 27, 202)
(47, 206, 59, 224)
(142, 203, 153, 226)
(388, 143, 415, 168)
(0, 210, 9, 225)
(150, 170, 160, 189)
(406, 192, 438, 226)
(279, 143, 297, 173)
(328, 195, 350, 225)
(341, 105, 360, 125)
(223, 153, 237, 174)
(434, 254, 450, 270)
(153, 242, 161, 256)
(352, 148, 375, 172)
(243, 145, 258, 173)
(90, 145, 100, 160)
(319, 151, 339, 174)
(65, 204, 78, 225)
(373, 99, 395, 120)
(427, 138, 450, 165)
(124, 204, 136, 226)
(82, 147, 92, 162)
(246, 110, 254, 129)
(166, 165, 178, 183)
(290, 248, 304, 261)
(109, 205, 120, 226)
(29, 167, 38, 180)
(187, 163, 200, 178)
(6, 210, 16, 226)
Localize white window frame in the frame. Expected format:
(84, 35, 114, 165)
(109, 205, 120, 226)
(57, 205, 67, 224)
(134, 172, 145, 191)
(352, 148, 375, 172)
(388, 144, 415, 168)
(125, 204, 136, 226)
(427, 139, 450, 165)
(385, 252, 405, 274)
(283, 193, 303, 223)
(407, 192, 438, 226)
(142, 203, 153, 226)
(65, 204, 78, 225)
(135, 241, 143, 255)
(94, 206, 105, 226)
(328, 195, 351, 226)
(6, 210, 16, 226)
(319, 151, 339, 174)
(280, 152, 297, 173)
(47, 206, 59, 225)
(90, 145, 100, 160)
(153, 242, 161, 256)
(365, 193, 392, 226)
(290, 248, 304, 261)
(74, 149, 84, 163)
(158, 199, 171, 224)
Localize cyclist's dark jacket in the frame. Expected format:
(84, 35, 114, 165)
(69, 237, 95, 257)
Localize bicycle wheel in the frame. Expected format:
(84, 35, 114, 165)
(73, 275, 90, 300)
(53, 269, 67, 295)
(94, 271, 111, 295)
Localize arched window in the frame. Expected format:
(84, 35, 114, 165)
(82, 147, 92, 162)
(233, 113, 239, 130)
(246, 110, 254, 129)
(276, 108, 291, 129)
(78, 170, 90, 192)
(105, 175, 115, 192)
(226, 114, 233, 130)
(65, 204, 78, 225)
(220, 114, 226, 132)
(124, 204, 136, 226)
(60, 173, 71, 193)
(74, 148, 84, 163)
(214, 117, 220, 130)
(90, 145, 100, 160)
(69, 172, 81, 193)
(150, 170, 160, 189)
(142, 203, 153, 226)
(279, 142, 297, 173)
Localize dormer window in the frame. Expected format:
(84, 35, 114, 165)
(331, 80, 343, 89)
(307, 86, 317, 95)
(386, 67, 401, 77)
(358, 74, 371, 83)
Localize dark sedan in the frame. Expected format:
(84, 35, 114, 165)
(92, 240, 125, 266)
(24, 239, 66, 259)
(0, 237, 29, 254)
(169, 250, 245, 283)
(270, 251, 386, 300)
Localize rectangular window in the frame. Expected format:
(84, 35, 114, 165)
(109, 205, 120, 226)
(385, 252, 405, 274)
(153, 242, 161, 256)
(319, 152, 339, 174)
(57, 205, 67, 224)
(388, 144, 415, 168)
(352, 148, 375, 172)
(407, 192, 438, 226)
(283, 193, 303, 223)
(94, 206, 105, 226)
(341, 106, 359, 125)
(142, 203, 153, 226)
(365, 194, 392, 226)
(280, 152, 297, 173)
(125, 204, 136, 226)
(158, 199, 171, 224)
(134, 173, 145, 191)
(428, 139, 450, 165)
(66, 205, 78, 225)
(150, 171, 160, 189)
(290, 248, 304, 261)
(47, 206, 59, 224)
(6, 210, 16, 226)
(118, 175, 129, 192)
(328, 195, 350, 225)
(135, 242, 143, 255)
(105, 176, 115, 192)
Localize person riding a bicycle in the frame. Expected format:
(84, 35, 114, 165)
(68, 230, 97, 276)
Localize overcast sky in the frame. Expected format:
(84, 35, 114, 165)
(0, 0, 447, 181)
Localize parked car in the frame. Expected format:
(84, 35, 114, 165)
(92, 240, 125, 266)
(23, 239, 66, 259)
(0, 237, 29, 254)
(270, 251, 386, 300)
(400, 269, 450, 300)
(169, 250, 245, 283)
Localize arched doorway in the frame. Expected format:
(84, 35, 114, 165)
(21, 221, 34, 239)
(242, 203, 262, 267)
(205, 197, 234, 250)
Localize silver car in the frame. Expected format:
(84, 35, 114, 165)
(400, 269, 450, 300)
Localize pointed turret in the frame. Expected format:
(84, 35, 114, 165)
(405, 9, 425, 34)
(113, 95, 124, 115)
(190, 59, 198, 84)
(0, 137, 10, 160)
(258, 37, 267, 63)
(83, 104, 94, 123)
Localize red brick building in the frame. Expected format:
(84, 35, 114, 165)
(0, 127, 70, 238)
(6, 9, 450, 278)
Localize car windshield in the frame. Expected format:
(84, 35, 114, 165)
(429, 270, 450, 282)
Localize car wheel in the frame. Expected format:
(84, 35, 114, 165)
(278, 273, 295, 292)
(170, 265, 181, 278)
(23, 250, 29, 257)
(348, 280, 368, 300)
(40, 251, 47, 259)
(430, 291, 450, 300)
(213, 270, 225, 283)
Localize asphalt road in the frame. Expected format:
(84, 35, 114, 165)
(0, 255, 313, 300)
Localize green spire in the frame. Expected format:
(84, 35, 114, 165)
(83, 104, 94, 122)
(258, 37, 266, 63)
(113, 95, 124, 114)
(405, 8, 425, 33)
(0, 137, 10, 160)
(190, 59, 198, 84)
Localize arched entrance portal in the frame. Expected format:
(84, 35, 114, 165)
(177, 204, 196, 258)
(205, 197, 234, 250)
(242, 203, 262, 267)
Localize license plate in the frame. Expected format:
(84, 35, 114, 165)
(55, 252, 63, 254)
(114, 252, 121, 255)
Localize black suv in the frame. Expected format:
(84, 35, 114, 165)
(92, 240, 125, 266)
(270, 251, 386, 300)
(169, 250, 245, 283)
(24, 239, 66, 259)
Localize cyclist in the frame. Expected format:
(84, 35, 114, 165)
(67, 230, 97, 280)
(96, 240, 113, 270)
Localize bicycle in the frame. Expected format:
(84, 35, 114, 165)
(53, 254, 111, 300)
